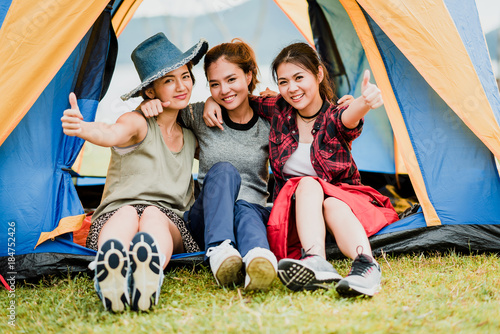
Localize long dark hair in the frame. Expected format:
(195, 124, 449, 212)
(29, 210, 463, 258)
(272, 42, 335, 102)
(204, 38, 260, 93)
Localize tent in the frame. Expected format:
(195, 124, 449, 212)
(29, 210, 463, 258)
(1, 0, 500, 280)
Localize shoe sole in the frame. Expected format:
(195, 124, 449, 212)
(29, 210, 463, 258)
(278, 259, 342, 292)
(215, 255, 243, 286)
(129, 233, 162, 311)
(336, 279, 380, 297)
(95, 239, 129, 312)
(244, 257, 276, 291)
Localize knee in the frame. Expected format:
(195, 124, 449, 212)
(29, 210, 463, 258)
(210, 162, 238, 175)
(140, 206, 170, 227)
(205, 162, 241, 184)
(117, 205, 139, 216)
(323, 197, 351, 217)
(296, 177, 322, 196)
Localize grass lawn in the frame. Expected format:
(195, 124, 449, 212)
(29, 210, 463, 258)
(2, 252, 499, 333)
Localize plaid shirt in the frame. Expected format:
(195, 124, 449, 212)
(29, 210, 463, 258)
(250, 95, 363, 201)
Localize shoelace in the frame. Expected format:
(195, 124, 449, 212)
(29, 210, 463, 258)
(300, 247, 316, 260)
(348, 254, 375, 277)
(206, 239, 233, 257)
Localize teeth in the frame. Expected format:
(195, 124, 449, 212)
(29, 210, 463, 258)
(291, 94, 304, 101)
(222, 95, 236, 102)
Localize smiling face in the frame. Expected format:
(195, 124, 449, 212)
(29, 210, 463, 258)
(146, 64, 193, 111)
(276, 62, 324, 116)
(206, 57, 252, 112)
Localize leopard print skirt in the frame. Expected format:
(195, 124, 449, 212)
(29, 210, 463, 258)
(86, 204, 200, 253)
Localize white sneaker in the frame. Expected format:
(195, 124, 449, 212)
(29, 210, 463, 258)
(129, 232, 164, 311)
(206, 239, 242, 286)
(90, 239, 130, 312)
(243, 247, 277, 291)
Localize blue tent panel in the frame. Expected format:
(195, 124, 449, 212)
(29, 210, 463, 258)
(366, 12, 500, 226)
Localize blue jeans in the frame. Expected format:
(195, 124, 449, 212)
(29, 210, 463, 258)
(184, 162, 271, 258)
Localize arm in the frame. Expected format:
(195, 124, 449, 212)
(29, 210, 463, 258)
(61, 93, 146, 147)
(202, 96, 224, 130)
(341, 70, 383, 129)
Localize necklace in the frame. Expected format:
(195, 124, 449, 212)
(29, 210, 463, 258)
(298, 115, 317, 124)
(296, 108, 321, 120)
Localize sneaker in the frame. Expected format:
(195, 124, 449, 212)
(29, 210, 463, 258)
(336, 254, 381, 297)
(128, 232, 164, 311)
(243, 247, 277, 291)
(90, 239, 130, 312)
(278, 254, 342, 291)
(206, 239, 243, 286)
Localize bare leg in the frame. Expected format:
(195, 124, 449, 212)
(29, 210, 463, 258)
(323, 197, 373, 260)
(97, 205, 139, 250)
(139, 206, 184, 269)
(295, 177, 327, 258)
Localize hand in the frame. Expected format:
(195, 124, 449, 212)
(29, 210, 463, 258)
(61, 93, 84, 136)
(259, 87, 278, 98)
(361, 70, 383, 109)
(203, 96, 224, 130)
(139, 99, 170, 118)
(337, 94, 354, 108)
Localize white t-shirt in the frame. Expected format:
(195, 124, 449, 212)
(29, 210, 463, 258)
(283, 142, 318, 177)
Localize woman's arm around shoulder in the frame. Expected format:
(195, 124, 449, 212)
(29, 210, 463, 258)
(61, 93, 147, 147)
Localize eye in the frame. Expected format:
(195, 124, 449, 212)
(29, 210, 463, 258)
(183, 74, 191, 80)
(295, 75, 303, 80)
(164, 78, 173, 84)
(278, 80, 287, 86)
(210, 83, 219, 88)
(228, 77, 236, 83)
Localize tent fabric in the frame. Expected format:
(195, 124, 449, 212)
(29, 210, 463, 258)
(0, 0, 109, 147)
(111, 0, 144, 37)
(333, 0, 440, 225)
(0, 7, 117, 278)
(1, 0, 500, 280)
(273, 0, 314, 46)
(359, 0, 500, 159)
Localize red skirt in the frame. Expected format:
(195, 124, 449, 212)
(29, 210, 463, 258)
(267, 177, 399, 261)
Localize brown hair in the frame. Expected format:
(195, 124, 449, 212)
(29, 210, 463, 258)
(204, 38, 260, 93)
(271, 42, 335, 102)
(140, 62, 195, 100)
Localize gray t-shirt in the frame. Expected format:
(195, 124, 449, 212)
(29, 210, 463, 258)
(181, 102, 270, 206)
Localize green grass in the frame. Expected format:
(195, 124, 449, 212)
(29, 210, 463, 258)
(2, 252, 499, 333)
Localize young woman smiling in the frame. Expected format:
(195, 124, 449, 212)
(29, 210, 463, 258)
(62, 33, 206, 312)
(140, 39, 278, 291)
(250, 42, 399, 297)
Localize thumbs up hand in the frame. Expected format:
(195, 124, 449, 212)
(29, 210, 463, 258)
(61, 92, 84, 136)
(361, 70, 383, 109)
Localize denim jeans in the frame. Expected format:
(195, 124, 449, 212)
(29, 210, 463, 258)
(184, 162, 271, 258)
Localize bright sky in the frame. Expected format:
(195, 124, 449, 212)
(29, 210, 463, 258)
(476, 0, 500, 33)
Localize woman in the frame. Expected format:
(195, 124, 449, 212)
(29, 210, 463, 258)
(61, 33, 207, 312)
(140, 39, 278, 291)
(249, 42, 399, 297)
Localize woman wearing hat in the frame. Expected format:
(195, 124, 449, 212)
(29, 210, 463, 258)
(61, 33, 208, 312)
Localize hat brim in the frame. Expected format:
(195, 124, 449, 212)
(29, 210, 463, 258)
(121, 38, 208, 101)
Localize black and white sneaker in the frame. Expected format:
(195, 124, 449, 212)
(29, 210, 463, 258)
(278, 254, 342, 291)
(336, 254, 381, 297)
(129, 232, 164, 311)
(91, 239, 130, 312)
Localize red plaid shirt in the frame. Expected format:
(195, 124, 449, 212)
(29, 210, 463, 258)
(250, 95, 363, 201)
